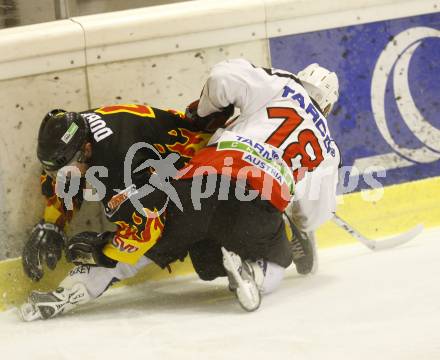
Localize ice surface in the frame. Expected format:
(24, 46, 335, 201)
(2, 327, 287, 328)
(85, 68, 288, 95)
(1, 227, 439, 360)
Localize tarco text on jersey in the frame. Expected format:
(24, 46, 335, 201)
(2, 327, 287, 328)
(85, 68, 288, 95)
(282, 85, 336, 157)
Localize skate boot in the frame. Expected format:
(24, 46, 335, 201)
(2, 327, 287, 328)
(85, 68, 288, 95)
(20, 283, 90, 321)
(284, 215, 318, 275)
(221, 247, 264, 312)
(291, 230, 317, 275)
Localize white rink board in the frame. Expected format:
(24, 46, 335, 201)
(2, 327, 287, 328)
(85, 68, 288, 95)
(87, 40, 269, 111)
(0, 69, 101, 260)
(1, 227, 439, 359)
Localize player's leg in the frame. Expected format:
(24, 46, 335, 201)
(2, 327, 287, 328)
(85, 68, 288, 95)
(209, 193, 293, 311)
(215, 193, 293, 267)
(188, 238, 284, 291)
(145, 177, 219, 269)
(20, 256, 151, 321)
(188, 239, 226, 281)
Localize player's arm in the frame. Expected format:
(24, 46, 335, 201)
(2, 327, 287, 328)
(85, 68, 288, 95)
(66, 150, 168, 267)
(41, 171, 83, 228)
(47, 184, 161, 270)
(287, 163, 340, 232)
(196, 58, 283, 118)
(182, 59, 254, 132)
(66, 196, 166, 268)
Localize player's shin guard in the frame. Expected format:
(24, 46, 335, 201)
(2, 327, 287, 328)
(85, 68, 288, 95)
(221, 247, 263, 312)
(20, 283, 90, 321)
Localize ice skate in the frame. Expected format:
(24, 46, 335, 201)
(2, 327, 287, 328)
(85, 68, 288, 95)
(221, 247, 262, 312)
(284, 215, 318, 275)
(20, 283, 90, 321)
(290, 229, 318, 275)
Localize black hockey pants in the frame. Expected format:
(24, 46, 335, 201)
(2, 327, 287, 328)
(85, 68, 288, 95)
(146, 175, 293, 280)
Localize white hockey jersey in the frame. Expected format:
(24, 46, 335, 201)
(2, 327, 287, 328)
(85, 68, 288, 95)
(181, 59, 341, 231)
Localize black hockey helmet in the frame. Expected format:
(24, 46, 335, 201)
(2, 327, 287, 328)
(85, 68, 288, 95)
(37, 109, 90, 171)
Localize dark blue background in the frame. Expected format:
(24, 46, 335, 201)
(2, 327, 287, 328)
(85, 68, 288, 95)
(270, 13, 440, 191)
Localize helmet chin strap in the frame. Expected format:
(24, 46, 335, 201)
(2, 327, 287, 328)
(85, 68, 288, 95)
(322, 104, 332, 117)
(310, 98, 326, 117)
(76, 141, 93, 166)
(76, 150, 87, 164)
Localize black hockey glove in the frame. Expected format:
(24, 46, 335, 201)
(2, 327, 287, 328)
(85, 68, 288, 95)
(185, 99, 234, 133)
(22, 221, 66, 282)
(66, 231, 117, 268)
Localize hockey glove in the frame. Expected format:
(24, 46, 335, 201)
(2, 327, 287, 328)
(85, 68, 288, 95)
(22, 221, 66, 282)
(185, 99, 234, 133)
(66, 231, 117, 268)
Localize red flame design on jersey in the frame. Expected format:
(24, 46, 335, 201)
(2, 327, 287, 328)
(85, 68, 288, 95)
(114, 208, 165, 244)
(166, 128, 210, 160)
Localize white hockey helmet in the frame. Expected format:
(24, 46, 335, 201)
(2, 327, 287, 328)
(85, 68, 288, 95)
(297, 63, 339, 117)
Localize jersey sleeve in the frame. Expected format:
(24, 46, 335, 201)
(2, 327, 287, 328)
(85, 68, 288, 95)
(103, 209, 166, 266)
(197, 58, 286, 118)
(101, 168, 167, 265)
(290, 165, 339, 232)
(41, 171, 83, 229)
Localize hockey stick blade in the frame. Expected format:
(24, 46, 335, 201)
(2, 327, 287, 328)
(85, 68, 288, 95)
(332, 214, 424, 251)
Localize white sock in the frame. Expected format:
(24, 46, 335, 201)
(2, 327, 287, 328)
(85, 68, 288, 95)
(60, 256, 152, 299)
(259, 261, 285, 294)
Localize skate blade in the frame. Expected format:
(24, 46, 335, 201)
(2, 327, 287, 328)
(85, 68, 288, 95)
(236, 281, 261, 312)
(221, 247, 261, 312)
(20, 302, 42, 322)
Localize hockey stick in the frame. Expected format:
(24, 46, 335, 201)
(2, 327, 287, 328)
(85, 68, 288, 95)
(332, 214, 424, 251)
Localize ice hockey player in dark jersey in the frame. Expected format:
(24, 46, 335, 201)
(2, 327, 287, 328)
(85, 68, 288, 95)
(20, 104, 218, 320)
(25, 105, 213, 274)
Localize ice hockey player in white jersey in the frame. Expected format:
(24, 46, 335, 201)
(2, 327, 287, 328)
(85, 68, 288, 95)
(190, 59, 340, 230)
(151, 58, 341, 311)
(22, 59, 340, 319)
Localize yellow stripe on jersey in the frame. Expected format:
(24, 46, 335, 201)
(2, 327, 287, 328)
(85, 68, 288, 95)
(96, 104, 156, 118)
(103, 235, 160, 265)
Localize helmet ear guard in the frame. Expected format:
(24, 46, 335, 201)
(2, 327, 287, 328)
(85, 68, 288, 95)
(297, 63, 339, 117)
